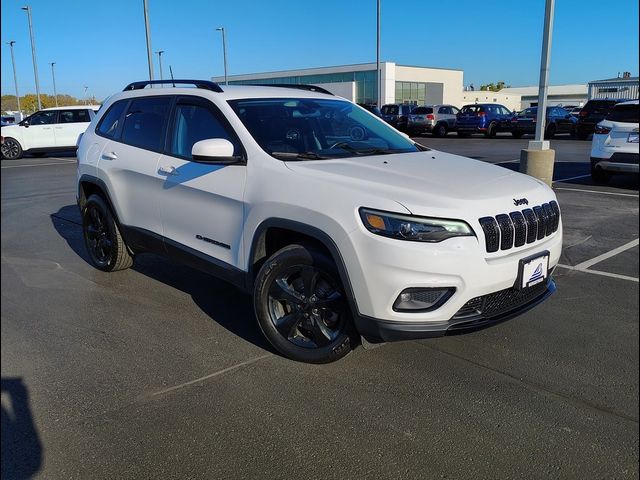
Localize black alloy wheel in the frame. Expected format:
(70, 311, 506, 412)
(433, 123, 447, 138)
(486, 122, 497, 137)
(1, 138, 23, 160)
(254, 244, 354, 363)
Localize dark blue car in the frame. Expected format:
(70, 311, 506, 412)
(510, 106, 577, 138)
(456, 103, 514, 137)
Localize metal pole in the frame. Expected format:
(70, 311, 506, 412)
(50, 62, 58, 107)
(22, 6, 42, 110)
(217, 27, 228, 85)
(376, 0, 381, 107)
(155, 50, 164, 81)
(533, 0, 555, 145)
(143, 0, 154, 82)
(7, 41, 22, 115)
(83, 86, 88, 105)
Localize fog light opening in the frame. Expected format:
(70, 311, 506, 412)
(393, 287, 455, 312)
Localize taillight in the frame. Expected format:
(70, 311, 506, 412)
(594, 125, 611, 135)
(477, 111, 486, 117)
(426, 114, 434, 120)
(579, 110, 588, 117)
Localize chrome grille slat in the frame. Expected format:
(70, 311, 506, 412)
(479, 201, 560, 253)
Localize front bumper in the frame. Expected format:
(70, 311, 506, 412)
(355, 279, 556, 342)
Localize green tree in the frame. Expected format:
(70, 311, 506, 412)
(480, 81, 511, 92)
(1, 92, 100, 114)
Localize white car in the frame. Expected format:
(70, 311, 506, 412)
(1, 105, 100, 159)
(76, 80, 562, 363)
(590, 100, 639, 183)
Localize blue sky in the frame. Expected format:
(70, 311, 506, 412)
(1, 0, 638, 100)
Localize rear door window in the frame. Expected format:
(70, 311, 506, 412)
(58, 109, 92, 123)
(460, 105, 482, 114)
(606, 104, 639, 123)
(381, 105, 399, 115)
(121, 96, 172, 151)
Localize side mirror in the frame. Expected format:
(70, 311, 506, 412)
(191, 138, 243, 164)
(20, 120, 29, 127)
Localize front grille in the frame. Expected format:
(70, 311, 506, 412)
(479, 201, 560, 253)
(453, 281, 549, 320)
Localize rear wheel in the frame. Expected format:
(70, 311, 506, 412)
(485, 122, 498, 137)
(544, 124, 556, 139)
(254, 244, 354, 363)
(1, 137, 23, 160)
(432, 123, 447, 138)
(82, 194, 133, 271)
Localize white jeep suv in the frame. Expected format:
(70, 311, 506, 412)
(76, 80, 562, 363)
(1, 105, 99, 159)
(590, 100, 639, 183)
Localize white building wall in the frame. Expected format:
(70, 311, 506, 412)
(315, 81, 356, 101)
(395, 65, 464, 106)
(381, 62, 396, 105)
(460, 91, 521, 111)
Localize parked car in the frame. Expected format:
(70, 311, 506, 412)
(407, 104, 460, 137)
(590, 100, 639, 183)
(1, 115, 16, 125)
(1, 105, 100, 159)
(380, 103, 414, 131)
(456, 103, 514, 137)
(510, 106, 578, 138)
(576, 99, 629, 140)
(76, 79, 561, 363)
(357, 103, 382, 117)
(568, 106, 582, 118)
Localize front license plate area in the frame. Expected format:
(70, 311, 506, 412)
(627, 132, 639, 143)
(517, 251, 550, 290)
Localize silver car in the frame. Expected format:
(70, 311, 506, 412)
(407, 104, 460, 137)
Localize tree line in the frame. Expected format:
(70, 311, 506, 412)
(1, 94, 101, 114)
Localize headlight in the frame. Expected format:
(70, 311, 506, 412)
(359, 208, 475, 243)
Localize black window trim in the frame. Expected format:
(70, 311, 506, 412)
(166, 95, 247, 164)
(95, 98, 132, 141)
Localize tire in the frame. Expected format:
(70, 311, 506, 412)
(432, 123, 447, 138)
(591, 165, 611, 184)
(485, 122, 497, 137)
(511, 131, 524, 139)
(82, 194, 133, 272)
(1, 137, 23, 160)
(577, 131, 589, 141)
(544, 124, 556, 139)
(253, 244, 355, 363)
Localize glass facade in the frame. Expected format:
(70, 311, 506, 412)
(394, 81, 427, 105)
(229, 70, 378, 104)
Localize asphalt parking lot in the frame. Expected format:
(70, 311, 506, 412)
(2, 137, 638, 479)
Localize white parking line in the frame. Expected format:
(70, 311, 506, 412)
(1, 161, 76, 169)
(555, 187, 639, 198)
(553, 174, 591, 183)
(556, 264, 639, 283)
(574, 238, 639, 270)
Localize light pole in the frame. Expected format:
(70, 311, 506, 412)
(143, 0, 154, 82)
(83, 86, 89, 105)
(50, 62, 58, 107)
(216, 27, 228, 85)
(21, 5, 42, 110)
(7, 41, 22, 116)
(376, 0, 381, 107)
(155, 50, 164, 81)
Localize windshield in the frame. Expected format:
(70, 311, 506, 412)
(229, 98, 420, 160)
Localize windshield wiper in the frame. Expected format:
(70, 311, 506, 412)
(270, 151, 330, 160)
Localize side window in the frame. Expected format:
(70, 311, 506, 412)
(96, 100, 128, 139)
(58, 109, 92, 123)
(451, 107, 460, 115)
(28, 111, 57, 125)
(169, 102, 240, 159)
(121, 97, 172, 151)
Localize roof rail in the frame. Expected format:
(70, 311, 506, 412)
(247, 84, 334, 96)
(123, 80, 224, 92)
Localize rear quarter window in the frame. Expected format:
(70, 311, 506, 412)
(96, 100, 128, 139)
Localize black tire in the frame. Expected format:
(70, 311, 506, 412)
(1, 137, 23, 160)
(253, 244, 355, 363)
(591, 165, 611, 184)
(485, 122, 497, 137)
(432, 123, 447, 138)
(511, 131, 524, 139)
(544, 124, 556, 139)
(82, 194, 133, 272)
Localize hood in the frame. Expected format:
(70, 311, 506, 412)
(285, 150, 554, 217)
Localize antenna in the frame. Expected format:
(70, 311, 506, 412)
(169, 65, 175, 87)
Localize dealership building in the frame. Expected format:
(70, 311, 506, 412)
(213, 62, 464, 107)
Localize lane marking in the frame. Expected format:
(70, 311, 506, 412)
(553, 174, 591, 183)
(148, 353, 273, 398)
(556, 264, 639, 283)
(573, 238, 639, 270)
(1, 161, 76, 169)
(555, 187, 639, 198)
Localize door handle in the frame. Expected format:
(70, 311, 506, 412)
(158, 165, 179, 175)
(43, 127, 52, 130)
(54, 127, 64, 129)
(101, 152, 118, 160)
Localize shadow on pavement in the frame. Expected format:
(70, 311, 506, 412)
(49, 205, 274, 354)
(1, 377, 43, 480)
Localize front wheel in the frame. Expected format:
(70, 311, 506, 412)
(1, 137, 23, 160)
(253, 244, 355, 363)
(432, 123, 447, 138)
